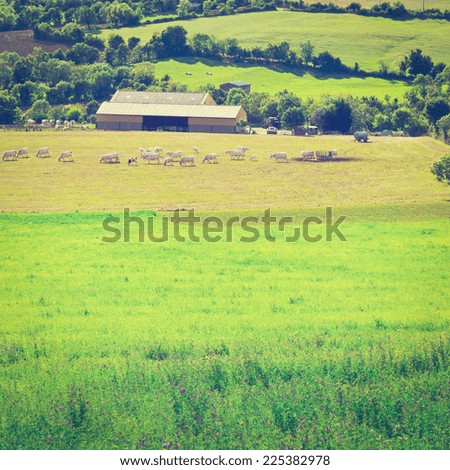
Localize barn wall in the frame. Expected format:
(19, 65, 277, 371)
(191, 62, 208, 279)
(96, 114, 143, 131)
(97, 121, 142, 130)
(97, 115, 142, 123)
(202, 94, 217, 105)
(188, 116, 237, 133)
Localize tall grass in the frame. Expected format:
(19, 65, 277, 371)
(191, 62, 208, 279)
(0, 212, 448, 449)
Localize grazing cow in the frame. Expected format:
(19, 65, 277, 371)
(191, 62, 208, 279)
(300, 150, 315, 161)
(202, 153, 219, 164)
(226, 149, 245, 160)
(128, 157, 138, 166)
(179, 155, 195, 166)
(100, 153, 120, 164)
(166, 151, 183, 162)
(2, 150, 18, 161)
(163, 157, 174, 166)
(58, 150, 74, 162)
(17, 148, 29, 158)
(36, 147, 50, 158)
(269, 152, 289, 163)
(142, 152, 161, 164)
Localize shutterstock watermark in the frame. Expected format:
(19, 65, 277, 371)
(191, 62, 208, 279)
(101, 208, 347, 243)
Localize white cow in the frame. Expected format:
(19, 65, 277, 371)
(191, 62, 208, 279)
(2, 150, 18, 161)
(36, 147, 50, 158)
(166, 151, 183, 162)
(100, 153, 120, 164)
(17, 148, 29, 158)
(179, 155, 195, 166)
(58, 150, 74, 162)
(269, 152, 289, 163)
(202, 153, 219, 164)
(226, 149, 245, 160)
(142, 152, 161, 164)
(301, 150, 315, 161)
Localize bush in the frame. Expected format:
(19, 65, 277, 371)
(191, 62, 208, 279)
(430, 154, 450, 185)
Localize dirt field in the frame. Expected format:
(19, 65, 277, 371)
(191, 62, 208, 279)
(0, 30, 67, 56)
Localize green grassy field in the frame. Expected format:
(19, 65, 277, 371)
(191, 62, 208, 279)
(99, 11, 450, 72)
(1, 209, 449, 449)
(0, 130, 449, 449)
(307, 0, 449, 10)
(154, 59, 409, 99)
(0, 131, 448, 212)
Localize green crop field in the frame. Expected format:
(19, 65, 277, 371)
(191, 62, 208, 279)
(0, 130, 449, 450)
(154, 59, 409, 99)
(310, 0, 449, 10)
(99, 11, 450, 72)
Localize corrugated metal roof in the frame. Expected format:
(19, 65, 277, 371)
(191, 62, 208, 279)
(110, 91, 212, 105)
(97, 102, 244, 119)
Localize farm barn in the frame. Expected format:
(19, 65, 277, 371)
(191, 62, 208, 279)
(96, 91, 247, 133)
(219, 81, 251, 94)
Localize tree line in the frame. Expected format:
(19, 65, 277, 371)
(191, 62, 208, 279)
(0, 0, 276, 32)
(2, 1, 448, 33)
(0, 24, 449, 140)
(281, 1, 450, 21)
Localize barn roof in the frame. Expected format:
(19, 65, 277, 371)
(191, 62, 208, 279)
(222, 81, 250, 86)
(110, 91, 214, 105)
(97, 102, 244, 119)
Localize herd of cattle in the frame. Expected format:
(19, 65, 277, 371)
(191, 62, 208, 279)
(1, 145, 339, 165)
(1, 147, 74, 162)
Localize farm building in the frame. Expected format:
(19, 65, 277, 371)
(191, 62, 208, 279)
(109, 91, 217, 106)
(96, 91, 247, 133)
(220, 81, 251, 94)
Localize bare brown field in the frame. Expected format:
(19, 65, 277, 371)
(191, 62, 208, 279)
(0, 130, 448, 213)
(0, 30, 68, 56)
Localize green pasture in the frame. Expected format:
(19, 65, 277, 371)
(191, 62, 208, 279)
(99, 11, 450, 72)
(0, 131, 448, 213)
(0, 130, 449, 449)
(308, 0, 449, 10)
(155, 59, 409, 99)
(0, 208, 449, 449)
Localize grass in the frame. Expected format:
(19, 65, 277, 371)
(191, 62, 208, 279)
(0, 131, 448, 213)
(99, 11, 450, 72)
(154, 58, 409, 99)
(0, 210, 449, 449)
(0, 130, 449, 449)
(314, 0, 450, 10)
